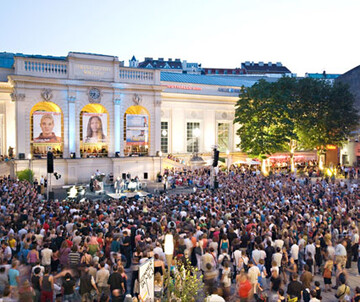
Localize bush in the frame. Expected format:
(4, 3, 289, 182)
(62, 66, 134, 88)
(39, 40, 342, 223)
(17, 169, 34, 182)
(165, 259, 204, 302)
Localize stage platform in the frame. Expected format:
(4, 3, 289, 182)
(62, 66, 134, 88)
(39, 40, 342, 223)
(107, 190, 149, 199)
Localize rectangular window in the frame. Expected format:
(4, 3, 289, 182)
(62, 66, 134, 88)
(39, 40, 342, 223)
(218, 123, 230, 152)
(161, 121, 168, 153)
(187, 122, 200, 153)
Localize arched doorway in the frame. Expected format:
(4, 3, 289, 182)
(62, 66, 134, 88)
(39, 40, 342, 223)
(30, 101, 63, 158)
(124, 105, 150, 156)
(80, 103, 109, 158)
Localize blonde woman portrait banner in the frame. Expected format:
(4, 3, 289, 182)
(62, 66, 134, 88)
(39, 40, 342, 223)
(33, 111, 61, 143)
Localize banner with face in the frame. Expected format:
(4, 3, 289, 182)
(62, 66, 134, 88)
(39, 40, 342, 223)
(33, 111, 61, 143)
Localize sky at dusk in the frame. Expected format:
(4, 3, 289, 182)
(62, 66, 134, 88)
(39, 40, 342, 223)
(1, 0, 359, 76)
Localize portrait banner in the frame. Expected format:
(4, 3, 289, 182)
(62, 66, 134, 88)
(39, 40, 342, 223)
(82, 113, 108, 144)
(33, 111, 61, 143)
(139, 257, 154, 302)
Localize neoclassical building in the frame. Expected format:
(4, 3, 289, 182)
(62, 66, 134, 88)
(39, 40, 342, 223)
(0, 51, 271, 184)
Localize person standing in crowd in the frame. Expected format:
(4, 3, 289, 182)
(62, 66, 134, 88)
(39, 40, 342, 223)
(39, 267, 53, 302)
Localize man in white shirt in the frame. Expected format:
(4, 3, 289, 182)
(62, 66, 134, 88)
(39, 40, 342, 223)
(290, 242, 299, 265)
(232, 249, 242, 277)
(305, 239, 316, 261)
(335, 240, 347, 269)
(351, 230, 359, 262)
(252, 245, 262, 265)
(41, 244, 53, 267)
(272, 247, 282, 268)
(274, 236, 284, 251)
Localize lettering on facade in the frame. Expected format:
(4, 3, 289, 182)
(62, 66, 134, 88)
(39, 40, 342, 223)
(166, 85, 202, 91)
(75, 64, 112, 79)
(218, 88, 241, 93)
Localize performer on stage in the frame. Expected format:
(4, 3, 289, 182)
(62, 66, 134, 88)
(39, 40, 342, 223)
(90, 175, 95, 192)
(114, 177, 121, 194)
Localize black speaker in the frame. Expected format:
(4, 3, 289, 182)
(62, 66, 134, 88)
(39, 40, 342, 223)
(70, 152, 76, 159)
(48, 191, 55, 200)
(212, 149, 220, 167)
(122, 173, 126, 180)
(47, 152, 54, 173)
(144, 172, 148, 179)
(19, 153, 25, 160)
(115, 152, 120, 158)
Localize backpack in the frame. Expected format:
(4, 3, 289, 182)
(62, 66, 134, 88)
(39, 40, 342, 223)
(221, 254, 229, 265)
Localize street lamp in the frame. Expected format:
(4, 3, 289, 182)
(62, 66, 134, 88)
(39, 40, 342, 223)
(158, 151, 162, 179)
(28, 153, 33, 184)
(164, 233, 174, 300)
(226, 149, 230, 172)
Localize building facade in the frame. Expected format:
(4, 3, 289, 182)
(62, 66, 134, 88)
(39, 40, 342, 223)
(0, 51, 278, 184)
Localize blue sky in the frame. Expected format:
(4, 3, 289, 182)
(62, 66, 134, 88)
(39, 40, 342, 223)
(1, 0, 359, 76)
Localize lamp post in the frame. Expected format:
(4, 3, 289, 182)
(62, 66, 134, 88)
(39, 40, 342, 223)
(158, 151, 162, 179)
(164, 233, 174, 300)
(226, 149, 230, 173)
(28, 153, 33, 184)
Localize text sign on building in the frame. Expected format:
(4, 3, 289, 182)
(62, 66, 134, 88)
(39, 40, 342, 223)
(74, 63, 113, 80)
(139, 258, 154, 302)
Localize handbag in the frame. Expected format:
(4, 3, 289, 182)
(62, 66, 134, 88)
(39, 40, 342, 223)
(323, 267, 331, 279)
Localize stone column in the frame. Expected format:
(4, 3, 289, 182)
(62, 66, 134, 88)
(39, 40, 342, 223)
(152, 93, 161, 156)
(67, 96, 76, 158)
(114, 98, 122, 156)
(11, 93, 26, 157)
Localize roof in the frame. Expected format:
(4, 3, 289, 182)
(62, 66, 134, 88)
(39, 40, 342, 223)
(0, 52, 67, 69)
(130, 55, 136, 61)
(241, 62, 291, 74)
(160, 72, 276, 87)
(0, 52, 15, 68)
(306, 73, 340, 79)
(138, 58, 182, 70)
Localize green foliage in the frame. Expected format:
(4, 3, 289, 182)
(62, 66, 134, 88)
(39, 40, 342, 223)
(234, 77, 359, 159)
(234, 79, 296, 160)
(296, 79, 359, 150)
(16, 169, 34, 182)
(165, 259, 204, 302)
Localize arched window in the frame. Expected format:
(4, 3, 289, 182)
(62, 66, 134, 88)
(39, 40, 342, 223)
(124, 106, 150, 156)
(80, 104, 109, 158)
(30, 102, 63, 158)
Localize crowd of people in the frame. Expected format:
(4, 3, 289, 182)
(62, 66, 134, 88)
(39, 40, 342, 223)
(0, 164, 359, 302)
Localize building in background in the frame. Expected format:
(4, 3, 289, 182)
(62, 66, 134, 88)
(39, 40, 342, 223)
(1, 51, 286, 184)
(336, 65, 360, 166)
(305, 71, 340, 85)
(241, 61, 293, 77)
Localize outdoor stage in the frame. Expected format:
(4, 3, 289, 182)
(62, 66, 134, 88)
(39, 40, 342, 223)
(62, 181, 153, 201)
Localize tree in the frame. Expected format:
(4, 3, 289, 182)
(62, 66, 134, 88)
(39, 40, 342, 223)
(234, 79, 296, 174)
(295, 79, 359, 167)
(16, 169, 34, 182)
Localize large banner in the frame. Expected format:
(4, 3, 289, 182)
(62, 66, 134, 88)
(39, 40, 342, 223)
(126, 114, 149, 145)
(33, 111, 61, 143)
(82, 113, 108, 144)
(139, 257, 154, 302)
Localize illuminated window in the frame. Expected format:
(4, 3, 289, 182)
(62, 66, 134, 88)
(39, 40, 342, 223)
(218, 123, 230, 152)
(161, 122, 168, 153)
(187, 122, 200, 153)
